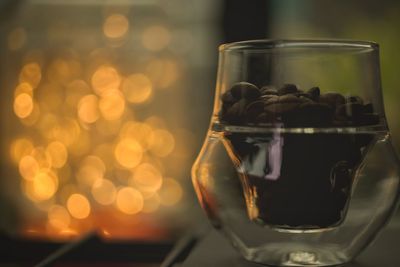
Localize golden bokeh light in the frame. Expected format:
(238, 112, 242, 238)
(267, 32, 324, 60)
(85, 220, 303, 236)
(66, 80, 91, 109)
(31, 147, 52, 169)
(122, 74, 153, 104)
(37, 83, 64, 113)
(141, 25, 171, 51)
(14, 93, 34, 119)
(46, 141, 68, 169)
(48, 205, 71, 230)
(145, 58, 179, 89)
(96, 118, 122, 137)
(20, 101, 40, 126)
(99, 90, 125, 121)
(68, 130, 91, 157)
(14, 82, 33, 97)
(103, 14, 129, 39)
(149, 129, 175, 157)
(19, 155, 39, 180)
(77, 155, 106, 187)
(145, 116, 166, 129)
(158, 178, 183, 206)
(67, 193, 91, 219)
(8, 27, 27, 51)
(131, 163, 162, 193)
(10, 138, 34, 164)
(31, 170, 58, 201)
(91, 65, 121, 96)
(47, 58, 82, 85)
(78, 94, 100, 124)
(91, 179, 117, 205)
(114, 138, 143, 169)
(116, 187, 144, 215)
(120, 122, 153, 150)
(50, 117, 81, 146)
(19, 62, 42, 88)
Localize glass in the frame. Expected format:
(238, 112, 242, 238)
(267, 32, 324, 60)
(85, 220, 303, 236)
(191, 40, 400, 266)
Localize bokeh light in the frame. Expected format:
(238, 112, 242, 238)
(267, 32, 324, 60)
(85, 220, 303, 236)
(10, 138, 34, 164)
(14, 93, 34, 119)
(98, 90, 125, 121)
(145, 58, 179, 89)
(77, 155, 106, 187)
(114, 138, 143, 168)
(14, 82, 33, 97)
(158, 178, 183, 206)
(130, 163, 162, 194)
(120, 122, 153, 150)
(46, 141, 68, 169)
(91, 65, 121, 96)
(116, 187, 144, 214)
(142, 25, 171, 51)
(149, 129, 175, 157)
(103, 14, 129, 39)
(48, 205, 71, 230)
(122, 74, 153, 103)
(67, 193, 91, 219)
(78, 94, 100, 124)
(91, 179, 116, 205)
(25, 170, 58, 202)
(19, 62, 42, 88)
(19, 155, 39, 181)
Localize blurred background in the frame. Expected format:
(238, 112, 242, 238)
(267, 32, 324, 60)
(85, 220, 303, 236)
(0, 0, 399, 244)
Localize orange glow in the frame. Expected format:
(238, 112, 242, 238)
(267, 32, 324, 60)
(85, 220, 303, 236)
(8, 27, 27, 51)
(149, 129, 175, 157)
(31, 147, 52, 169)
(158, 178, 183, 206)
(145, 116, 166, 129)
(25, 170, 58, 202)
(131, 163, 162, 193)
(47, 58, 82, 85)
(78, 94, 99, 124)
(99, 90, 125, 121)
(91, 179, 117, 205)
(116, 187, 144, 214)
(67, 193, 91, 219)
(145, 58, 179, 89)
(14, 82, 33, 97)
(120, 122, 153, 150)
(91, 65, 121, 96)
(114, 139, 143, 169)
(142, 25, 171, 51)
(10, 138, 34, 164)
(46, 141, 68, 168)
(19, 62, 42, 88)
(50, 117, 81, 146)
(48, 205, 71, 230)
(122, 74, 153, 103)
(68, 130, 91, 157)
(14, 93, 34, 119)
(103, 14, 129, 39)
(96, 118, 122, 137)
(20, 101, 40, 126)
(19, 155, 39, 180)
(77, 156, 106, 187)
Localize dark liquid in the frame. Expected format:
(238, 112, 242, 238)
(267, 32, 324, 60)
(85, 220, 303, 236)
(220, 126, 377, 229)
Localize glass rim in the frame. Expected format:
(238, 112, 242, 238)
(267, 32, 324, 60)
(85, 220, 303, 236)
(219, 39, 379, 52)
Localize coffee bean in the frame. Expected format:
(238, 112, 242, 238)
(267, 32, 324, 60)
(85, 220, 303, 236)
(307, 87, 320, 100)
(222, 98, 248, 124)
(255, 112, 275, 123)
(347, 96, 364, 104)
(221, 90, 236, 105)
(278, 84, 298, 95)
(336, 103, 364, 119)
(245, 101, 265, 122)
(296, 102, 333, 126)
(230, 82, 261, 101)
(260, 86, 278, 95)
(265, 95, 302, 114)
(363, 103, 374, 113)
(319, 93, 345, 109)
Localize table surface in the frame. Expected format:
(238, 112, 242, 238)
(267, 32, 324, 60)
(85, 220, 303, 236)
(180, 216, 400, 267)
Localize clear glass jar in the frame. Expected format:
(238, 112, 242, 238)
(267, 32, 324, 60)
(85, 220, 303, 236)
(192, 40, 400, 266)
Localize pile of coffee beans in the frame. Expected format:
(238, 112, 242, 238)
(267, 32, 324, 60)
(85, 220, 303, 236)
(219, 82, 380, 127)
